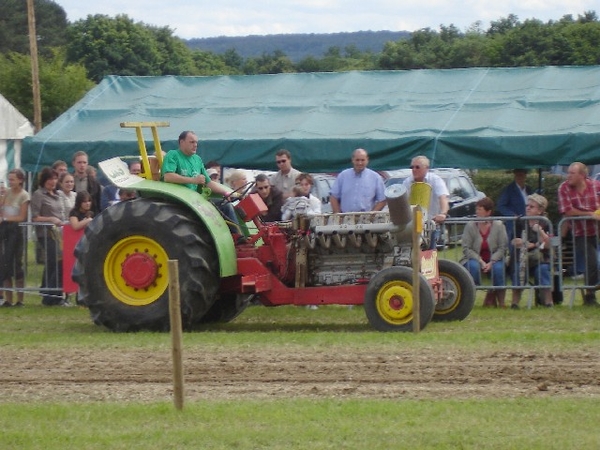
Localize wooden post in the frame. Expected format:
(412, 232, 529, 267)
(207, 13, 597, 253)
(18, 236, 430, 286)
(26, 0, 42, 132)
(412, 206, 422, 333)
(168, 260, 184, 410)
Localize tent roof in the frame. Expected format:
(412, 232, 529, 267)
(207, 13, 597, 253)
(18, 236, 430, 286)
(0, 93, 34, 140)
(22, 67, 600, 173)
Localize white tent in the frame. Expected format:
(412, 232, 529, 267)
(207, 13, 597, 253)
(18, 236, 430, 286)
(0, 93, 34, 182)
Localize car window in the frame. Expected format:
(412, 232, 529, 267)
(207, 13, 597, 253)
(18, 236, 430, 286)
(457, 176, 476, 199)
(385, 177, 407, 187)
(446, 177, 462, 198)
(312, 178, 332, 202)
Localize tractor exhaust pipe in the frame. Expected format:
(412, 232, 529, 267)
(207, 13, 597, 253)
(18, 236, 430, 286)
(385, 184, 412, 228)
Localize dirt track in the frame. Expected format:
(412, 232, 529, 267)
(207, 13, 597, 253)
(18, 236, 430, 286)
(2, 347, 599, 402)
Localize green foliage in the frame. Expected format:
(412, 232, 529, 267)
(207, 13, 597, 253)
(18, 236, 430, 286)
(191, 50, 239, 75)
(242, 50, 295, 75)
(149, 26, 198, 75)
(66, 14, 165, 82)
(472, 170, 564, 224)
(186, 31, 410, 62)
(2, 5, 600, 130)
(0, 49, 93, 125)
(297, 46, 378, 72)
(379, 11, 600, 70)
(0, 0, 68, 56)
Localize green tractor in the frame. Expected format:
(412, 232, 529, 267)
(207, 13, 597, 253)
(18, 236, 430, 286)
(73, 123, 475, 331)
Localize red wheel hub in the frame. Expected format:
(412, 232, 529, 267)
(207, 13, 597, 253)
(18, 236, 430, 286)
(121, 252, 159, 289)
(389, 295, 405, 310)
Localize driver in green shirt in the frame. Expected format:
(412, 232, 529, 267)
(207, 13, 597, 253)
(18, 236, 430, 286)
(162, 130, 242, 233)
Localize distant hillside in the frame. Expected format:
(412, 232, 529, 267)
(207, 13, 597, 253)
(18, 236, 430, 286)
(186, 30, 410, 62)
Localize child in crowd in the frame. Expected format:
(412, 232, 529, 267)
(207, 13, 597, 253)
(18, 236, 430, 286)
(69, 191, 95, 231)
(281, 185, 311, 220)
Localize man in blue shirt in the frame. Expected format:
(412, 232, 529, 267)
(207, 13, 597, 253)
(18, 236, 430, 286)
(330, 148, 386, 213)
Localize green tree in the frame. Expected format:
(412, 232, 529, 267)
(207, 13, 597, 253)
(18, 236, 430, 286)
(243, 50, 294, 75)
(150, 26, 197, 75)
(221, 49, 244, 72)
(191, 50, 238, 75)
(379, 28, 451, 69)
(0, 0, 68, 56)
(0, 49, 93, 125)
(559, 19, 600, 64)
(487, 14, 520, 36)
(446, 31, 490, 67)
(66, 14, 164, 82)
(296, 47, 377, 72)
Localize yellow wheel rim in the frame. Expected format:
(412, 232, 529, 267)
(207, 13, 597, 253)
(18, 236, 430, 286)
(375, 280, 414, 325)
(104, 235, 169, 306)
(438, 273, 461, 313)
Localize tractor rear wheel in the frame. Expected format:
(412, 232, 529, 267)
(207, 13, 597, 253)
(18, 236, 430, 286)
(73, 198, 219, 331)
(364, 266, 435, 332)
(433, 259, 476, 322)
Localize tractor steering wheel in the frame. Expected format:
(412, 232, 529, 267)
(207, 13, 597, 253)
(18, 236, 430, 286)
(220, 181, 256, 206)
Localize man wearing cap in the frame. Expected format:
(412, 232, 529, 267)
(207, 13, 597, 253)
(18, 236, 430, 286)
(558, 162, 600, 306)
(206, 161, 221, 181)
(207, 168, 219, 182)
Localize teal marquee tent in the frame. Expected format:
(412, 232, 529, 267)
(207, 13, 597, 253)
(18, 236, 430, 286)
(22, 66, 600, 173)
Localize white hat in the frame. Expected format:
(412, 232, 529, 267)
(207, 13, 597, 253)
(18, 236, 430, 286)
(207, 168, 218, 178)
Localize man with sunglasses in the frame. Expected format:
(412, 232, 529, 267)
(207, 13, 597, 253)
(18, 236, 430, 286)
(402, 156, 449, 222)
(270, 149, 301, 199)
(252, 173, 284, 221)
(402, 155, 450, 248)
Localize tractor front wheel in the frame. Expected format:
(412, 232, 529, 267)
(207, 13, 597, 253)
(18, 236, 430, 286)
(364, 266, 435, 332)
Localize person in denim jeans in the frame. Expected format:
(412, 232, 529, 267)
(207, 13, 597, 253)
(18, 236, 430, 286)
(460, 197, 508, 308)
(558, 162, 600, 306)
(510, 194, 553, 309)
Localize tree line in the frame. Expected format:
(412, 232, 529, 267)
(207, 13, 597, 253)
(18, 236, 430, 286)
(187, 31, 411, 62)
(0, 0, 599, 126)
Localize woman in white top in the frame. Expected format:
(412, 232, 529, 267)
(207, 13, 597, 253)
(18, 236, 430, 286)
(0, 169, 31, 306)
(58, 172, 76, 217)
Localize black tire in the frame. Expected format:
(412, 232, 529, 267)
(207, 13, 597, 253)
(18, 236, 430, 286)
(72, 198, 219, 331)
(364, 266, 435, 332)
(198, 294, 251, 324)
(433, 259, 476, 322)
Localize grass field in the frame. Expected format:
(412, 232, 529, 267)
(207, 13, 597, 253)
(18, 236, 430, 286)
(1, 294, 599, 449)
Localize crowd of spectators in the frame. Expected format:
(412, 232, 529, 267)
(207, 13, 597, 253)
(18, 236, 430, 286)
(0, 150, 142, 307)
(1, 134, 599, 309)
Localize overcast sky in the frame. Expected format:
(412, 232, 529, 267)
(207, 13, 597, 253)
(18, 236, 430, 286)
(55, 0, 597, 40)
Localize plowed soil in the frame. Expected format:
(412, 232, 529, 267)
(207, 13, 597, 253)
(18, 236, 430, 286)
(2, 347, 599, 402)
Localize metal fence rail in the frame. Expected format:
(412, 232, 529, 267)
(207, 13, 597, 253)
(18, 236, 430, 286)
(443, 215, 600, 308)
(1, 222, 69, 306)
(1, 216, 597, 308)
